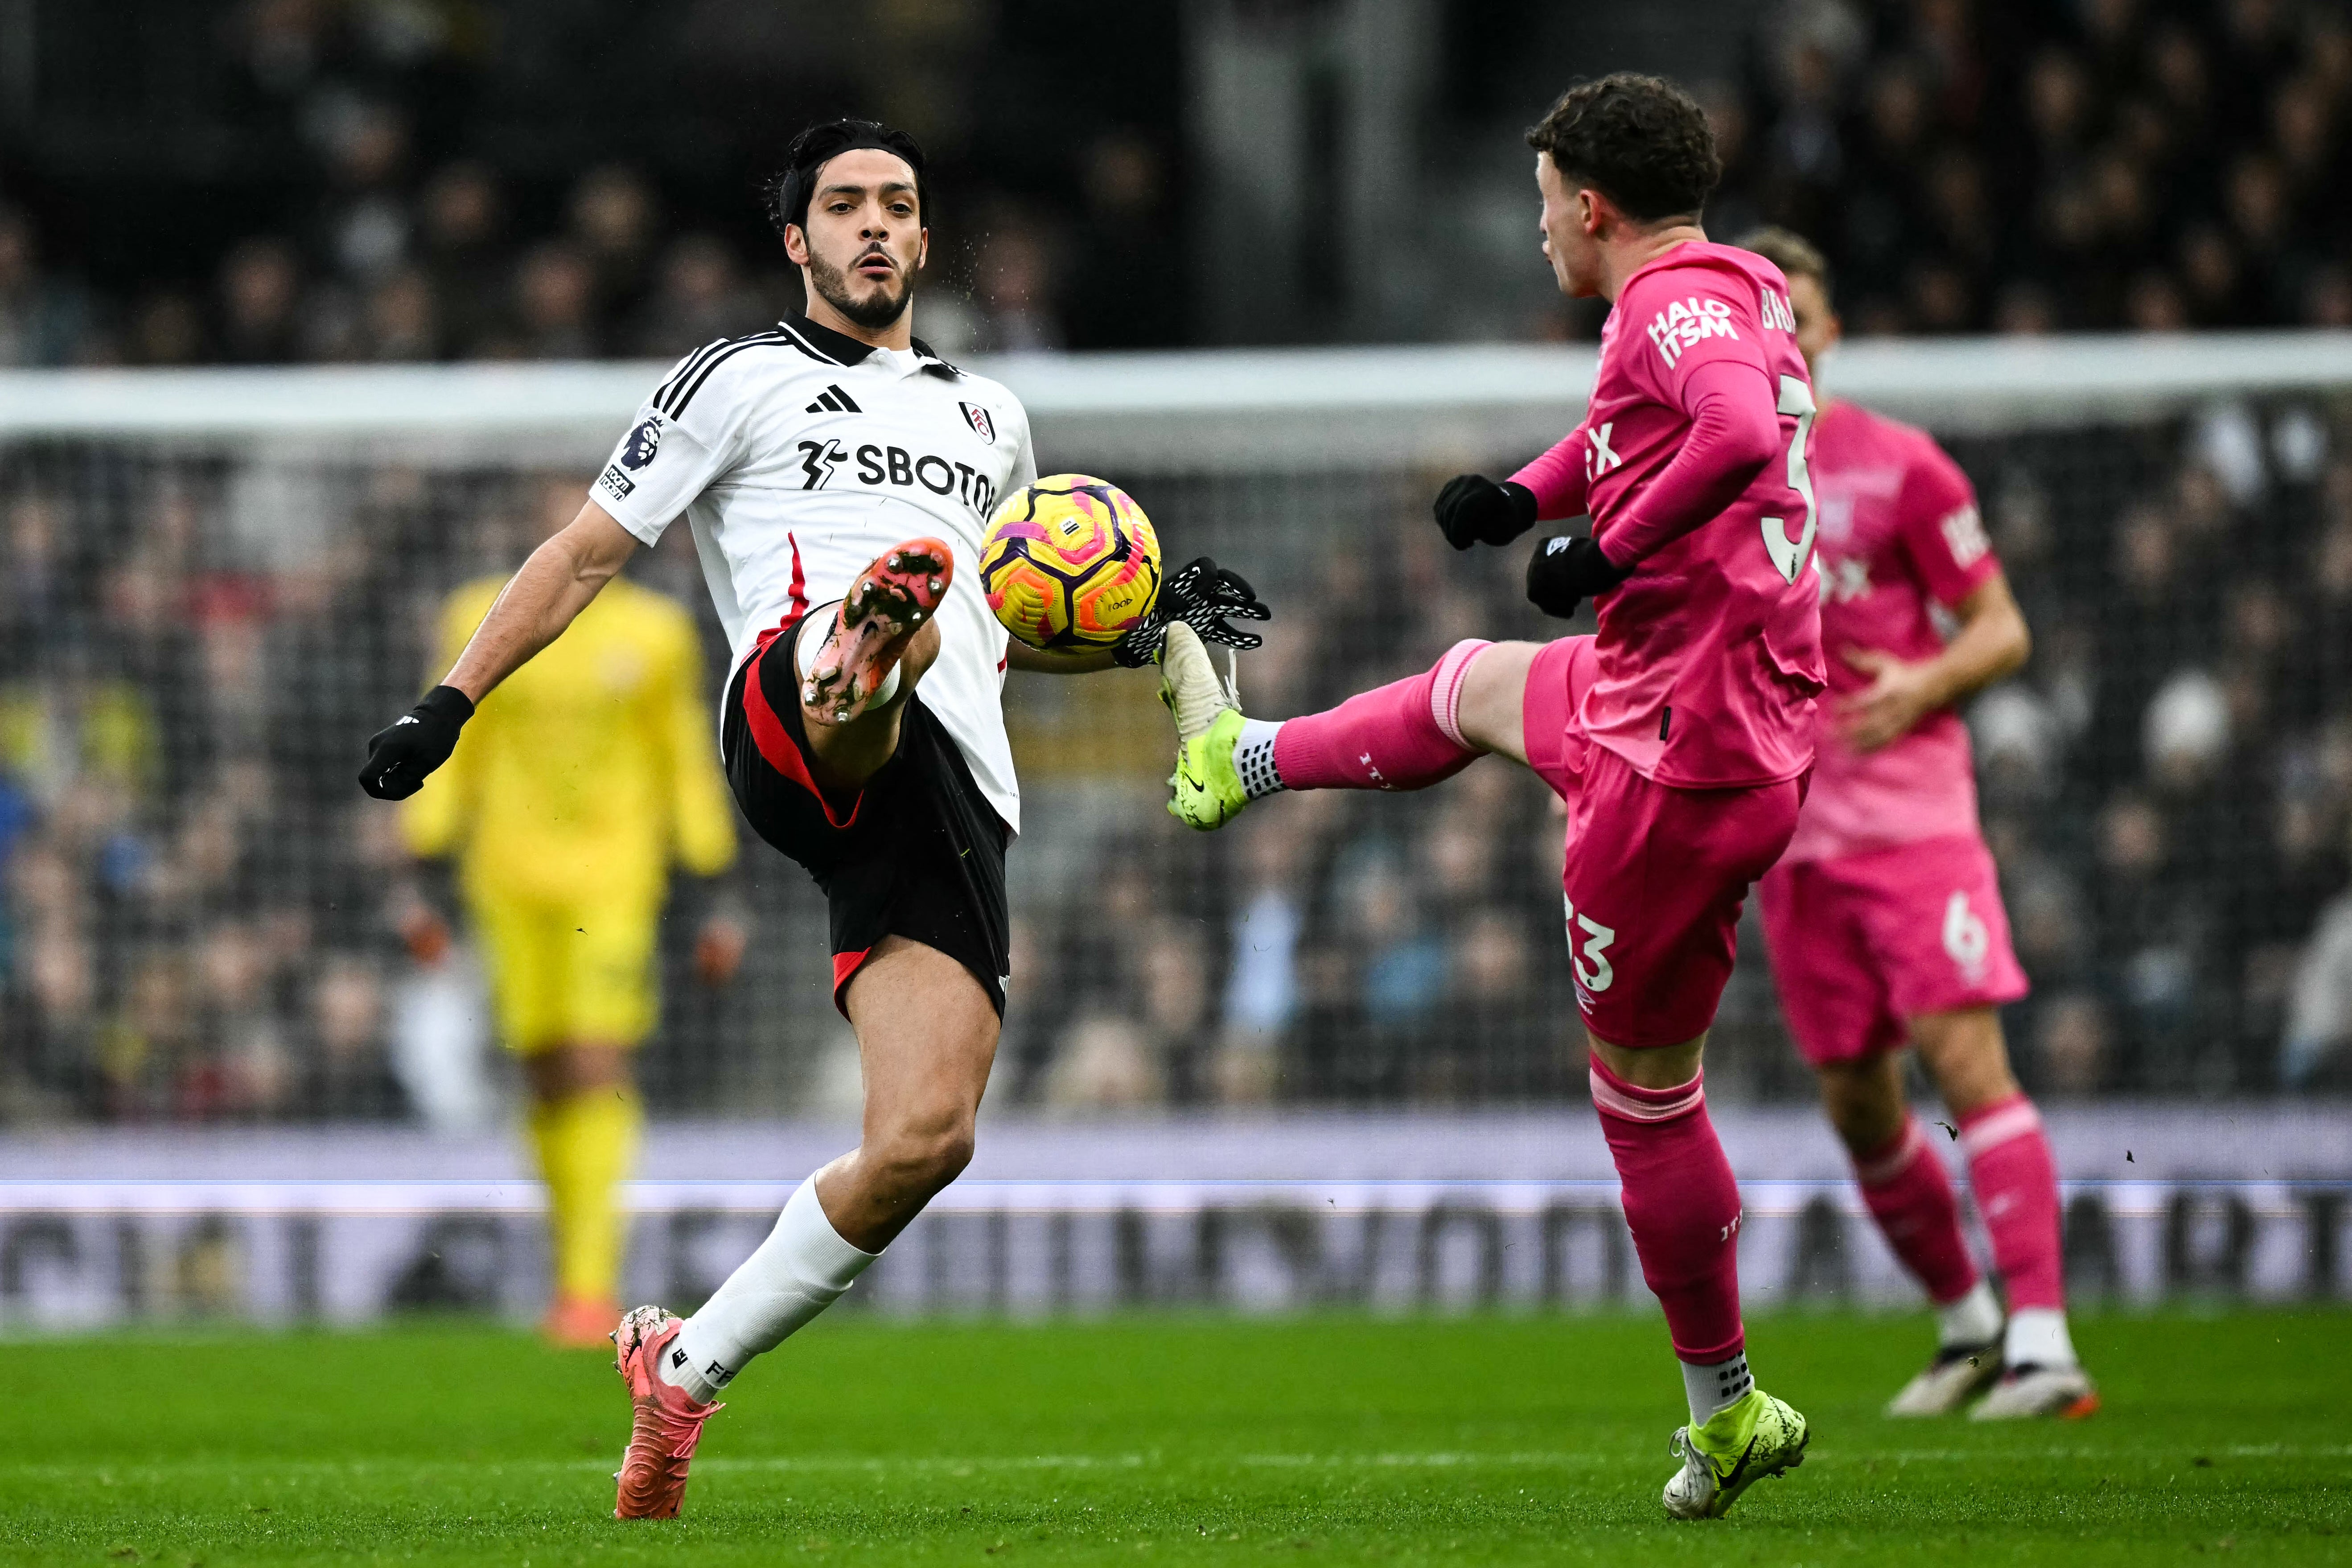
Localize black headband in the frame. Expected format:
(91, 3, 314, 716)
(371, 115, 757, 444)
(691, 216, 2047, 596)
(770, 119, 927, 240)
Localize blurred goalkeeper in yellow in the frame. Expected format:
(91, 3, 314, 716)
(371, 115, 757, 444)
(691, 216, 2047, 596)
(402, 480, 744, 1347)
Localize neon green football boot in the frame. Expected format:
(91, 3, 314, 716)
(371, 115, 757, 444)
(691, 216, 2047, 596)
(1661, 1387, 1809, 1520)
(1160, 622, 1250, 831)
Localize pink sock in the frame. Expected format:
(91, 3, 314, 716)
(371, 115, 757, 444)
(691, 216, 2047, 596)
(1960, 1093, 2065, 1312)
(1588, 1055, 1746, 1363)
(1853, 1115, 1980, 1305)
(1272, 640, 1488, 791)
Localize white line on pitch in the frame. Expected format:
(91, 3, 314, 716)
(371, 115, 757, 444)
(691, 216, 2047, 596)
(12, 1442, 2347, 1481)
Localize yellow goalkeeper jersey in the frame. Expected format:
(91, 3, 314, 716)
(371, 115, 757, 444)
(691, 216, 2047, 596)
(401, 575, 737, 907)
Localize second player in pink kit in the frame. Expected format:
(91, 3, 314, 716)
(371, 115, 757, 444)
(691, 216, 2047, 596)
(1741, 230, 2096, 1421)
(1157, 75, 1819, 1520)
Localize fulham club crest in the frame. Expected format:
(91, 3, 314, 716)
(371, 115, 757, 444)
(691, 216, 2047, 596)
(959, 402, 996, 443)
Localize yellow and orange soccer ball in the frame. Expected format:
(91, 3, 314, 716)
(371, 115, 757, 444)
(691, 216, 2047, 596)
(979, 473, 1162, 651)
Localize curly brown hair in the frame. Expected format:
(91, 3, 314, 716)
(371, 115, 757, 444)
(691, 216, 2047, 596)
(1525, 74, 1721, 224)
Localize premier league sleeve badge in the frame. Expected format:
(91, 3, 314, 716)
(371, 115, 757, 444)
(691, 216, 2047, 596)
(621, 415, 664, 469)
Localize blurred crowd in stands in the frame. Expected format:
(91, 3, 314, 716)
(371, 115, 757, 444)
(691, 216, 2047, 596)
(1718, 0, 2352, 333)
(7, 1, 2352, 367)
(0, 137, 1176, 369)
(6, 0, 2352, 1123)
(1001, 406, 2352, 1111)
(1001, 517, 1581, 1112)
(1895, 406, 2352, 1096)
(8, 401, 2348, 1123)
(0, 0, 1182, 368)
(0, 460, 763, 1124)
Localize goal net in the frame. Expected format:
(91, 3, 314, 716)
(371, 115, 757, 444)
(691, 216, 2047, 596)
(2, 333, 2349, 1129)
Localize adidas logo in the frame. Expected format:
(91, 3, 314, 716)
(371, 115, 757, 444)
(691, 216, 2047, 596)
(670, 1348, 687, 1369)
(805, 384, 862, 415)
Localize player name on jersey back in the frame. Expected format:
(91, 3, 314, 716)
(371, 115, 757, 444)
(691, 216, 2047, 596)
(589, 313, 1040, 833)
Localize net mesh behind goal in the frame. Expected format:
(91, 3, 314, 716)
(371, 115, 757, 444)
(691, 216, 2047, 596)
(2, 336, 2349, 1125)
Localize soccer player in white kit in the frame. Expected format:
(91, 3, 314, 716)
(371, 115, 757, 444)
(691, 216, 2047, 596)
(358, 119, 1268, 1519)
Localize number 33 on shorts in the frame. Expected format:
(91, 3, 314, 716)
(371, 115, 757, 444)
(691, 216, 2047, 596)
(1562, 895, 1618, 995)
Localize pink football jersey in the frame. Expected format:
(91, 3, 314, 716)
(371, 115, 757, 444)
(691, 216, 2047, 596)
(1779, 398, 2002, 863)
(1573, 242, 1826, 788)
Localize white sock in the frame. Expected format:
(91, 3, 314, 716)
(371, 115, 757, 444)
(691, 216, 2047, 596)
(1234, 718, 1286, 799)
(1681, 1351, 1753, 1428)
(660, 1177, 878, 1403)
(796, 603, 899, 705)
(1936, 1279, 2004, 1350)
(2003, 1307, 2077, 1370)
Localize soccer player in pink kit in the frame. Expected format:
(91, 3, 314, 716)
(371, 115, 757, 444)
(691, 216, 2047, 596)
(1160, 74, 1822, 1519)
(1738, 229, 2096, 1422)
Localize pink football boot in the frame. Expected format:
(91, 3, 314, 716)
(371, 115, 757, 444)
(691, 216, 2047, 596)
(801, 538, 954, 724)
(612, 1305, 722, 1520)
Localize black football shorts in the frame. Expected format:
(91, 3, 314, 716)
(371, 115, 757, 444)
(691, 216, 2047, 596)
(722, 616, 1011, 1017)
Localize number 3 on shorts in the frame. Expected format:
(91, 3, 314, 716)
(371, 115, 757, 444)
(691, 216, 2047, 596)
(1562, 894, 1618, 993)
(1762, 373, 1818, 584)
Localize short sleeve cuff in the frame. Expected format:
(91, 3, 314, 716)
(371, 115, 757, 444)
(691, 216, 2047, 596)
(592, 481, 672, 546)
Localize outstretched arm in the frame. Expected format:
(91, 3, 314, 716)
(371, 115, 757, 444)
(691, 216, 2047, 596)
(441, 501, 640, 702)
(360, 501, 641, 799)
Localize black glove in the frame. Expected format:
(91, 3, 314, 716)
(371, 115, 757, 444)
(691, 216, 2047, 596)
(1526, 534, 1634, 620)
(1113, 556, 1274, 668)
(358, 685, 474, 800)
(1433, 474, 1538, 550)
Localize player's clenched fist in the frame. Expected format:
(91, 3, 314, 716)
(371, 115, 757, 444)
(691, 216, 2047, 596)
(1432, 473, 1538, 550)
(1525, 534, 1634, 620)
(358, 685, 475, 800)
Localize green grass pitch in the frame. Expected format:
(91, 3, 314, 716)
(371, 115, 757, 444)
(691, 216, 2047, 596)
(2, 1311, 2345, 1565)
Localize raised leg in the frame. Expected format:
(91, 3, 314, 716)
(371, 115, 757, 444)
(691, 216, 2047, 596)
(1266, 638, 1499, 790)
(1449, 640, 1543, 764)
(800, 610, 943, 792)
(1164, 634, 1556, 830)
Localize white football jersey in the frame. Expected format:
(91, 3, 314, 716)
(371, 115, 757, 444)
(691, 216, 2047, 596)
(592, 313, 1038, 832)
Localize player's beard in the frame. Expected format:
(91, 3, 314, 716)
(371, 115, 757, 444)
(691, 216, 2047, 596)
(808, 245, 913, 332)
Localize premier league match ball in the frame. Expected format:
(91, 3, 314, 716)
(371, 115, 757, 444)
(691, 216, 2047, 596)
(979, 474, 1163, 651)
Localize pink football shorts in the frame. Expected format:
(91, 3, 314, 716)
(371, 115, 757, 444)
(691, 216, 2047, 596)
(1520, 636, 1806, 1049)
(1520, 635, 1596, 800)
(1757, 832, 2031, 1067)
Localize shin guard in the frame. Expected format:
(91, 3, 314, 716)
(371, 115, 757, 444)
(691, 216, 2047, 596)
(1271, 640, 1489, 791)
(1589, 1054, 1746, 1363)
(1853, 1114, 1980, 1306)
(1960, 1093, 2066, 1313)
